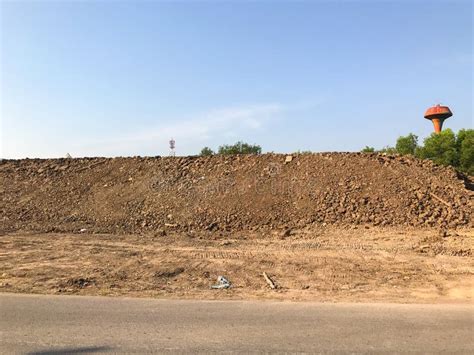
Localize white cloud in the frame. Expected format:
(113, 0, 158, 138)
(2, 97, 327, 158)
(73, 103, 284, 157)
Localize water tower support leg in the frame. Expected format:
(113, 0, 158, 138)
(431, 118, 445, 133)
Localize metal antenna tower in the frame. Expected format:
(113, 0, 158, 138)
(169, 138, 176, 157)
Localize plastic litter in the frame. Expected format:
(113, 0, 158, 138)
(211, 275, 231, 289)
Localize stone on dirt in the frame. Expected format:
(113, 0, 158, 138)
(0, 153, 472, 235)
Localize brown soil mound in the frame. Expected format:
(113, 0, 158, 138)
(1, 153, 472, 234)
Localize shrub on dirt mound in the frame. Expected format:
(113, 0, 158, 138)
(0, 153, 472, 234)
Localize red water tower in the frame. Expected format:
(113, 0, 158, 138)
(424, 104, 453, 133)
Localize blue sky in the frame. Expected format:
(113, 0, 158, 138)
(1, 0, 472, 158)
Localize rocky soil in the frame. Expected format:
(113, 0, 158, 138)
(1, 153, 472, 234)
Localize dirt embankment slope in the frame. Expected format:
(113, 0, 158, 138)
(1, 153, 472, 234)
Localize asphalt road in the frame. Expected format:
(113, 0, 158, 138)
(1, 294, 473, 354)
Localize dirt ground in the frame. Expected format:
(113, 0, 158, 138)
(1, 226, 472, 303)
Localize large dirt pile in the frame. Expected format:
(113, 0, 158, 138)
(1, 153, 472, 234)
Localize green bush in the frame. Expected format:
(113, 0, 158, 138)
(416, 129, 458, 167)
(379, 146, 397, 154)
(395, 133, 418, 155)
(457, 129, 474, 175)
(362, 129, 473, 175)
(217, 141, 262, 155)
(199, 147, 214, 156)
(361, 146, 375, 153)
